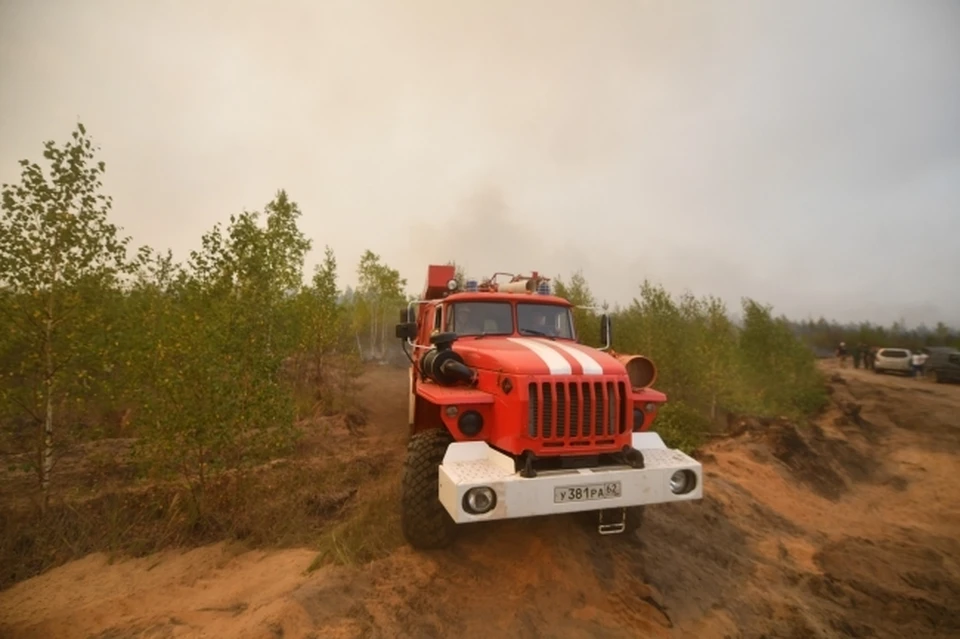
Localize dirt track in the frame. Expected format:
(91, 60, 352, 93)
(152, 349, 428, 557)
(1, 362, 959, 638)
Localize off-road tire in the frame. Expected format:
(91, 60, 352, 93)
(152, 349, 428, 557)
(400, 428, 458, 550)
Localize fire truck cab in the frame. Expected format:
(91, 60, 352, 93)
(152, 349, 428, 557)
(394, 264, 703, 549)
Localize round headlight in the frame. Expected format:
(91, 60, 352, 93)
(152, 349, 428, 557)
(463, 486, 497, 514)
(669, 470, 696, 495)
(458, 410, 483, 436)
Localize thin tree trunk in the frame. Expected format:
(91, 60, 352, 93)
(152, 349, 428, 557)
(381, 303, 386, 354)
(266, 315, 273, 356)
(41, 289, 55, 512)
(371, 302, 379, 358)
(379, 308, 387, 358)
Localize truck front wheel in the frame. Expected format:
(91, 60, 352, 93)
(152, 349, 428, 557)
(401, 428, 458, 550)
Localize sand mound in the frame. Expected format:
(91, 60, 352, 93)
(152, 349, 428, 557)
(2, 363, 958, 638)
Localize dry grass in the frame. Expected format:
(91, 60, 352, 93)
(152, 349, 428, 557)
(308, 470, 405, 570)
(0, 405, 390, 590)
(0, 358, 413, 590)
(0, 456, 371, 589)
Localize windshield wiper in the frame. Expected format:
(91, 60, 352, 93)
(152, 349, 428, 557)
(519, 328, 555, 340)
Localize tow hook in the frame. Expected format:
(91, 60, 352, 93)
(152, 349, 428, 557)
(598, 507, 626, 535)
(519, 451, 537, 478)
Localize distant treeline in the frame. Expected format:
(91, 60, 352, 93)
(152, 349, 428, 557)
(786, 318, 959, 355)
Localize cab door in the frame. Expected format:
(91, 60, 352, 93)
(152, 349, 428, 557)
(409, 304, 445, 426)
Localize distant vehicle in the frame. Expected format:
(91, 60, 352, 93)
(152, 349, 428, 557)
(873, 348, 912, 375)
(921, 347, 960, 384)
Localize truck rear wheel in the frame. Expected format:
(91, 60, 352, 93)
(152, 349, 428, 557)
(401, 428, 458, 550)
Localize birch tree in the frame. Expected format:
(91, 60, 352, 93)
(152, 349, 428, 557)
(131, 192, 309, 513)
(554, 270, 600, 346)
(356, 251, 407, 359)
(292, 245, 354, 411)
(0, 122, 133, 509)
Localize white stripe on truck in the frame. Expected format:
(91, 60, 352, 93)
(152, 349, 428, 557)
(507, 337, 572, 375)
(538, 339, 604, 375)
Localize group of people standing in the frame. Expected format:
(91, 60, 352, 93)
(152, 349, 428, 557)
(834, 342, 877, 370)
(835, 341, 930, 378)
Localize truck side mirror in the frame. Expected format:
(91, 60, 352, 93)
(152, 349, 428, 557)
(599, 314, 612, 351)
(395, 322, 417, 340)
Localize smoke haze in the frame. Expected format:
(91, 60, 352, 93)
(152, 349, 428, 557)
(1, 0, 958, 325)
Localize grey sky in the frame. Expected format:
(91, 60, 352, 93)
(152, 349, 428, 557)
(2, 0, 958, 326)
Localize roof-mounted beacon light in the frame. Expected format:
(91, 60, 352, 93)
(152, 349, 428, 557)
(536, 280, 551, 295)
(464, 278, 479, 292)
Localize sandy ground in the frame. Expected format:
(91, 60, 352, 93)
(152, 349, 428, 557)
(1, 362, 959, 638)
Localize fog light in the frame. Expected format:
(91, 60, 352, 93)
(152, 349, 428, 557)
(458, 410, 483, 436)
(644, 402, 658, 412)
(463, 486, 497, 514)
(669, 470, 696, 495)
(445, 405, 459, 418)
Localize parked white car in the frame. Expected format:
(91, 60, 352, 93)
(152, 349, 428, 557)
(874, 348, 912, 375)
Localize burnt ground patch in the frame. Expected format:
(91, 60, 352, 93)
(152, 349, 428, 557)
(632, 494, 755, 624)
(802, 420, 911, 490)
(838, 374, 960, 455)
(807, 534, 960, 638)
(884, 405, 960, 454)
(729, 411, 908, 499)
(831, 398, 888, 445)
(765, 421, 849, 500)
(629, 469, 958, 638)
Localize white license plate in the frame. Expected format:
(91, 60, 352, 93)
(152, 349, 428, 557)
(554, 482, 622, 503)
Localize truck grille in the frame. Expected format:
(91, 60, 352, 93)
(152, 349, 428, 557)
(527, 379, 629, 446)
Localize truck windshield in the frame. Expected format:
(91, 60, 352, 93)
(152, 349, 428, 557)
(449, 302, 513, 336)
(517, 303, 575, 339)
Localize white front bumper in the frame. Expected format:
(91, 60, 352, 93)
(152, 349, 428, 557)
(437, 432, 703, 523)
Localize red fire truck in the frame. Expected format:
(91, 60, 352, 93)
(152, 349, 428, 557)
(395, 264, 702, 549)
